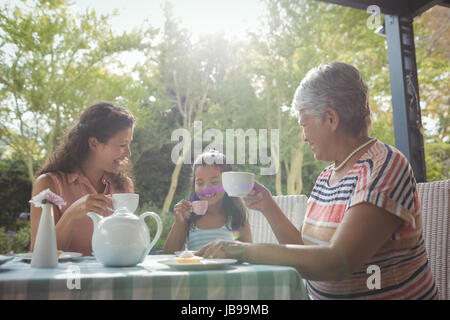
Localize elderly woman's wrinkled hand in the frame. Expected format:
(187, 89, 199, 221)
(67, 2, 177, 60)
(196, 240, 250, 260)
(243, 182, 274, 213)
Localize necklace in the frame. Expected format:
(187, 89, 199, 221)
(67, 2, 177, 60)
(333, 138, 376, 172)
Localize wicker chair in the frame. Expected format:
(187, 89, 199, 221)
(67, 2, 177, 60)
(417, 180, 450, 300)
(247, 195, 308, 244)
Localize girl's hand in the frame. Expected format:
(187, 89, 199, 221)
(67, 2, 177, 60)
(65, 194, 113, 221)
(173, 200, 193, 224)
(243, 182, 276, 213)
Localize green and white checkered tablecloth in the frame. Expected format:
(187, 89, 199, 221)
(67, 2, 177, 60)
(0, 255, 308, 300)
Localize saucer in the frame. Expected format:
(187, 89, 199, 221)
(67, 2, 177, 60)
(159, 258, 237, 271)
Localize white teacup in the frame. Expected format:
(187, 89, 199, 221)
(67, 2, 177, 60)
(222, 172, 255, 197)
(111, 193, 139, 213)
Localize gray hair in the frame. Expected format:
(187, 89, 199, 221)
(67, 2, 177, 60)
(292, 62, 371, 137)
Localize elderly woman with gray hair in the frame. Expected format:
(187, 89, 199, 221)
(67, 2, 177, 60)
(197, 62, 437, 300)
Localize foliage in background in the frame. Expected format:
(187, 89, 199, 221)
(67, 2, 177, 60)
(0, 217, 30, 254)
(415, 7, 449, 142)
(425, 141, 450, 180)
(0, 150, 32, 230)
(138, 203, 175, 252)
(0, 0, 150, 182)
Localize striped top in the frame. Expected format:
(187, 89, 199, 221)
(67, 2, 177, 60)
(302, 140, 438, 300)
(186, 224, 235, 251)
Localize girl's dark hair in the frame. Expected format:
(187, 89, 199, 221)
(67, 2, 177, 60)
(187, 151, 248, 232)
(36, 102, 136, 191)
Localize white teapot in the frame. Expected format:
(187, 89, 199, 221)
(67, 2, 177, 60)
(87, 193, 162, 267)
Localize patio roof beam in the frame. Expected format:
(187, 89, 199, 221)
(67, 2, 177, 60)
(317, 0, 450, 18)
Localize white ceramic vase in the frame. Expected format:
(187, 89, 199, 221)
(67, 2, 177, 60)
(31, 203, 58, 268)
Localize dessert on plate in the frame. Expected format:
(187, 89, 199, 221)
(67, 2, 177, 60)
(175, 250, 203, 263)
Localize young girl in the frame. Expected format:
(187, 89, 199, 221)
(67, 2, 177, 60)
(31, 102, 136, 256)
(164, 150, 252, 253)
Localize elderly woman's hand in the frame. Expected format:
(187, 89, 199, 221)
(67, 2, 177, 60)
(196, 240, 251, 260)
(243, 182, 276, 213)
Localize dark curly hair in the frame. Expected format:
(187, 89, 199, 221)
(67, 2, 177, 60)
(36, 102, 136, 190)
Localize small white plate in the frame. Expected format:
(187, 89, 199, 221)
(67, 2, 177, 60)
(159, 258, 237, 271)
(16, 252, 82, 262)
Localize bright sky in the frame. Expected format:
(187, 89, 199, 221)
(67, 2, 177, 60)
(60, 0, 266, 79)
(70, 0, 266, 39)
(0, 0, 266, 38)
(0, 0, 268, 83)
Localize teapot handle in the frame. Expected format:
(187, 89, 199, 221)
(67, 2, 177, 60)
(140, 211, 163, 255)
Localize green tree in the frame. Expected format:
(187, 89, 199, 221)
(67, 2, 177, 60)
(414, 7, 449, 181)
(415, 6, 449, 142)
(247, 0, 391, 195)
(0, 0, 147, 182)
(155, 3, 231, 212)
(0, 150, 32, 231)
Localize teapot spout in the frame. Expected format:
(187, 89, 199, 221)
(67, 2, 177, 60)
(87, 212, 103, 230)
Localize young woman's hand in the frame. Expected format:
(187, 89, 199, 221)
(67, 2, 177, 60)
(65, 194, 113, 221)
(173, 200, 193, 224)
